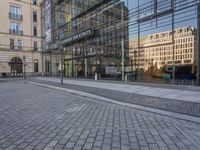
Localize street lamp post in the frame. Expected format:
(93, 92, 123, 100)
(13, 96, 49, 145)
(23, 56, 26, 80)
(60, 44, 64, 85)
(61, 53, 64, 85)
(59, 43, 66, 85)
(134, 50, 137, 80)
(197, 1, 200, 86)
(121, 0, 125, 81)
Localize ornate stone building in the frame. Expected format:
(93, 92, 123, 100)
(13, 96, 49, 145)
(0, 0, 43, 77)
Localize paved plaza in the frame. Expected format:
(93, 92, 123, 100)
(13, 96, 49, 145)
(32, 77, 200, 103)
(30, 77, 200, 117)
(0, 80, 200, 150)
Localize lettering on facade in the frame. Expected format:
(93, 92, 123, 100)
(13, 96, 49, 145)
(62, 29, 94, 45)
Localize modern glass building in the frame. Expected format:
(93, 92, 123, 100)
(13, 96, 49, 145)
(50, 0, 129, 79)
(42, 0, 200, 85)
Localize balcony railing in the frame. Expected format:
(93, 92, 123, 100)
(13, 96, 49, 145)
(9, 45, 23, 51)
(9, 29, 23, 35)
(9, 13, 23, 21)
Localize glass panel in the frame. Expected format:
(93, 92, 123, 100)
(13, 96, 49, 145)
(46, 0, 199, 84)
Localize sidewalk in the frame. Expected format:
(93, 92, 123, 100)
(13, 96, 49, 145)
(33, 77, 200, 103)
(0, 77, 23, 82)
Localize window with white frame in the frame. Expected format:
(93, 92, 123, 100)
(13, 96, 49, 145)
(10, 22, 22, 34)
(33, 41, 38, 51)
(10, 5, 21, 16)
(17, 40, 23, 50)
(33, 11, 37, 22)
(10, 39, 15, 49)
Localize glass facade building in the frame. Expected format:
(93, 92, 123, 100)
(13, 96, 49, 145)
(51, 0, 129, 79)
(42, 0, 200, 85)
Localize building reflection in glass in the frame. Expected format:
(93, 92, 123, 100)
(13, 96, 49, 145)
(53, 0, 129, 79)
(44, 0, 198, 83)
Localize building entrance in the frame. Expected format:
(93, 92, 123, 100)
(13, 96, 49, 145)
(10, 57, 23, 77)
(65, 58, 87, 78)
(64, 56, 98, 78)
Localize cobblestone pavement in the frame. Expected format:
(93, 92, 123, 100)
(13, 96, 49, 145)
(0, 81, 200, 150)
(30, 79, 200, 117)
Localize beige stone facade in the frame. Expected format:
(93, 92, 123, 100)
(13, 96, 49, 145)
(0, 0, 43, 77)
(129, 26, 197, 71)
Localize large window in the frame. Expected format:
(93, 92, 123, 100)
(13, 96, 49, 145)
(33, 11, 37, 22)
(33, 41, 38, 51)
(17, 40, 23, 50)
(10, 39, 14, 49)
(10, 22, 21, 30)
(10, 22, 22, 34)
(10, 5, 21, 16)
(33, 26, 37, 36)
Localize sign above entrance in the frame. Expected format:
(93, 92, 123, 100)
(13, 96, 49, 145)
(62, 29, 94, 45)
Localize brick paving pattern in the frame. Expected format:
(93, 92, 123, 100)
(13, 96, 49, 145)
(30, 79, 200, 117)
(0, 81, 200, 150)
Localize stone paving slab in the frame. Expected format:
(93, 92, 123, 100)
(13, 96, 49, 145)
(33, 77, 200, 103)
(27, 81, 200, 124)
(36, 77, 200, 91)
(29, 78, 200, 117)
(0, 81, 200, 150)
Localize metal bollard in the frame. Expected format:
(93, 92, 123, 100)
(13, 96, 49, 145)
(125, 74, 128, 82)
(95, 73, 98, 80)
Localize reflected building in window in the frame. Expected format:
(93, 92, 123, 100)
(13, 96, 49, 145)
(129, 26, 197, 77)
(48, 0, 129, 78)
